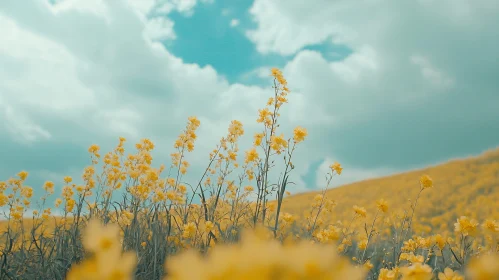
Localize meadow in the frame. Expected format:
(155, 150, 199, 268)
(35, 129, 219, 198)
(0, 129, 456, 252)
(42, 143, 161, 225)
(0, 68, 498, 279)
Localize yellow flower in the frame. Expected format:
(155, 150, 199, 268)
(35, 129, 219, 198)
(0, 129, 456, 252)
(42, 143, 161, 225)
(256, 108, 271, 123)
(43, 181, 55, 193)
(204, 221, 214, 233)
(434, 234, 446, 250)
(254, 133, 265, 146)
(379, 268, 399, 280)
(228, 151, 237, 161)
(166, 190, 177, 201)
(88, 144, 100, 154)
(0, 193, 8, 207)
(228, 120, 244, 142)
(245, 147, 259, 163)
(270, 67, 288, 86)
(11, 211, 22, 221)
(400, 262, 433, 280)
(182, 222, 197, 239)
(270, 134, 288, 153)
(466, 254, 499, 280)
(180, 166, 187, 174)
(167, 178, 176, 186)
(330, 162, 343, 175)
(358, 238, 368, 250)
(293, 126, 307, 143)
(67, 251, 136, 280)
(438, 267, 463, 280)
(419, 175, 433, 189)
(376, 199, 389, 213)
(188, 116, 200, 128)
(64, 176, 73, 184)
(363, 260, 373, 270)
(42, 208, 51, 220)
(410, 254, 425, 264)
(482, 219, 499, 233)
(20, 187, 32, 199)
(281, 213, 294, 223)
(454, 216, 479, 236)
(165, 227, 365, 280)
(314, 194, 324, 203)
(82, 219, 121, 256)
(17, 170, 29, 181)
(267, 97, 274, 106)
(353, 205, 367, 218)
(178, 184, 187, 194)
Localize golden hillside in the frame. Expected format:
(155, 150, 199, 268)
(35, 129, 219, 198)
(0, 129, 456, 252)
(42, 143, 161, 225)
(281, 147, 499, 235)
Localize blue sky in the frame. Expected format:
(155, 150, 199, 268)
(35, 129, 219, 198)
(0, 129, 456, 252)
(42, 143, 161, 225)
(165, 0, 352, 84)
(0, 0, 498, 211)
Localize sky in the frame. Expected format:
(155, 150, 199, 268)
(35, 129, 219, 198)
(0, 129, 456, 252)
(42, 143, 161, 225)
(0, 0, 498, 210)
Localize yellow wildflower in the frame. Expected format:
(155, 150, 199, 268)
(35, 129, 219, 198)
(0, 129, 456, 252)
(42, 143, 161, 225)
(419, 175, 433, 189)
(330, 162, 343, 175)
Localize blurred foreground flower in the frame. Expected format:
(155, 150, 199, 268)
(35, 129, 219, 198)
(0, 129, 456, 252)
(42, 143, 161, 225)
(164, 226, 366, 280)
(66, 219, 137, 280)
(466, 253, 499, 280)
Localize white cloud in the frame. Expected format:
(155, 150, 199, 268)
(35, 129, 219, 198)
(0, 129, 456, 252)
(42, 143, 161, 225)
(230, 18, 239, 27)
(51, 0, 110, 19)
(330, 45, 379, 85)
(246, 0, 498, 122)
(94, 108, 143, 139)
(246, 0, 499, 57)
(126, 0, 156, 15)
(0, 13, 97, 142)
(143, 16, 176, 41)
(157, 0, 197, 16)
(410, 55, 454, 89)
(245, 0, 357, 56)
(2, 105, 52, 144)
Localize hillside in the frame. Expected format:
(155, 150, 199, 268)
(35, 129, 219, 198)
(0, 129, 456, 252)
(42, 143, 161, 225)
(281, 147, 499, 235)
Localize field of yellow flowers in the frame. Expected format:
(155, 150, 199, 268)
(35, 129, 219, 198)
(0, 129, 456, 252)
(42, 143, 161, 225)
(0, 68, 498, 279)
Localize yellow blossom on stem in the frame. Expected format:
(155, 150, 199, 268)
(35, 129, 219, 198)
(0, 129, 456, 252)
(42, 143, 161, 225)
(438, 267, 463, 280)
(400, 262, 433, 280)
(376, 199, 389, 213)
(330, 162, 343, 175)
(63, 176, 73, 184)
(293, 126, 307, 143)
(419, 175, 433, 189)
(353, 205, 367, 218)
(245, 148, 259, 163)
(17, 171, 28, 181)
(454, 216, 479, 237)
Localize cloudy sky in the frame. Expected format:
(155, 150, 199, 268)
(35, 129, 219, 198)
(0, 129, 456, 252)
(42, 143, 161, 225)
(1, 0, 498, 207)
